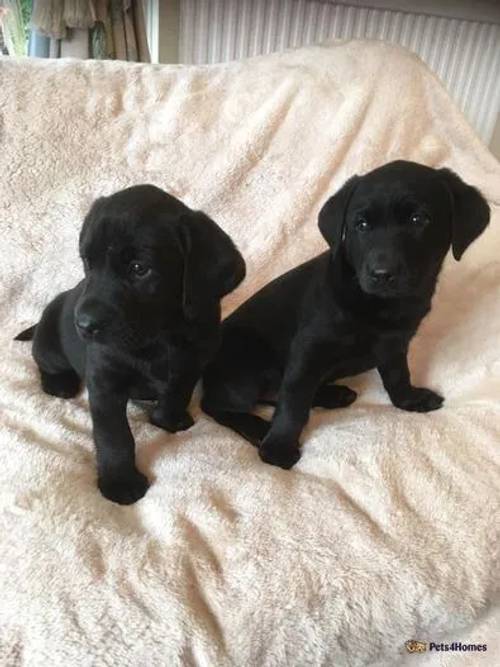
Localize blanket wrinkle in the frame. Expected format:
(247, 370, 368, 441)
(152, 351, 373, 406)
(182, 555, 228, 658)
(1, 39, 500, 667)
(176, 515, 224, 578)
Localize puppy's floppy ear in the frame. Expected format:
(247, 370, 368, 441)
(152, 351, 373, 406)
(439, 168, 490, 261)
(178, 211, 246, 321)
(318, 176, 360, 252)
(79, 196, 107, 245)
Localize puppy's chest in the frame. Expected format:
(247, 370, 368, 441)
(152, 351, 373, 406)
(358, 306, 420, 359)
(125, 356, 169, 400)
(335, 327, 412, 381)
(369, 329, 410, 359)
(126, 351, 169, 383)
(327, 310, 416, 361)
(137, 357, 169, 382)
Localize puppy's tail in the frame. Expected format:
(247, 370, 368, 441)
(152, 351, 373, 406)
(14, 324, 37, 341)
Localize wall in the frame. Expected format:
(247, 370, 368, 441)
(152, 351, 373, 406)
(158, 0, 180, 64)
(152, 0, 500, 157)
(490, 113, 500, 160)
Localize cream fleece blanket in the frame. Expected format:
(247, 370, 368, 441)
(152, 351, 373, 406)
(0, 41, 499, 667)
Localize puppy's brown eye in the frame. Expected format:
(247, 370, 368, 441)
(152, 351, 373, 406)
(410, 213, 429, 225)
(129, 261, 150, 278)
(355, 216, 369, 231)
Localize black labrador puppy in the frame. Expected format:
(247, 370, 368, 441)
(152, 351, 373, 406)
(16, 185, 245, 504)
(202, 161, 489, 469)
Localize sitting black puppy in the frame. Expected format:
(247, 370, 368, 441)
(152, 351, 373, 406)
(202, 161, 489, 469)
(16, 185, 245, 504)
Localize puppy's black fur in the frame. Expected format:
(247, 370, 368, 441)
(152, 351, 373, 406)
(16, 185, 245, 504)
(202, 161, 489, 469)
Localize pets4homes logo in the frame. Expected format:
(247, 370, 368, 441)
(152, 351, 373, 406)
(405, 640, 488, 654)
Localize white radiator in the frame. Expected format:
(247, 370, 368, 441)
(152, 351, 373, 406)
(178, 0, 500, 143)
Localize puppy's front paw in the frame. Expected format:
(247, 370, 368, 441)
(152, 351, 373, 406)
(259, 436, 301, 469)
(150, 408, 194, 433)
(392, 387, 444, 413)
(98, 469, 150, 505)
(314, 384, 357, 409)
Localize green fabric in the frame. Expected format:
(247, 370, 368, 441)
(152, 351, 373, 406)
(90, 20, 107, 59)
(0, 0, 29, 55)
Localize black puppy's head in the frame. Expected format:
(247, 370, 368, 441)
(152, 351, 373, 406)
(75, 185, 245, 348)
(319, 161, 490, 298)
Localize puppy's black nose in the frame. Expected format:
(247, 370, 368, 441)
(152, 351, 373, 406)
(75, 305, 109, 338)
(369, 266, 397, 284)
(75, 313, 104, 337)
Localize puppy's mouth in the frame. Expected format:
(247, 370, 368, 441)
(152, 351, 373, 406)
(75, 320, 157, 348)
(115, 323, 158, 349)
(358, 272, 416, 299)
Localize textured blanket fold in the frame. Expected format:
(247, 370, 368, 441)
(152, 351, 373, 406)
(0, 40, 499, 666)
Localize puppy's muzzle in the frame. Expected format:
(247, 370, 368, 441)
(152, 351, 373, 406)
(368, 264, 397, 286)
(74, 299, 111, 341)
(362, 257, 408, 296)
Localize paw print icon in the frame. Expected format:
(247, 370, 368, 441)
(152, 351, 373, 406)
(405, 640, 427, 653)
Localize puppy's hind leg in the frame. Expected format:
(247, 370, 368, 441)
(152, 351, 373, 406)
(313, 384, 357, 409)
(202, 403, 270, 448)
(32, 294, 81, 399)
(202, 329, 276, 447)
(40, 369, 81, 399)
(201, 377, 271, 448)
(261, 384, 357, 409)
(260, 384, 358, 409)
